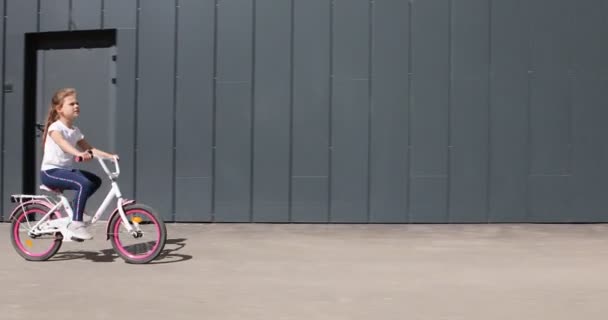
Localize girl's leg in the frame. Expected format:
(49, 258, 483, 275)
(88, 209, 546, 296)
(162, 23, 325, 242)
(77, 170, 102, 191)
(40, 169, 100, 221)
(70, 170, 102, 218)
(74, 170, 102, 217)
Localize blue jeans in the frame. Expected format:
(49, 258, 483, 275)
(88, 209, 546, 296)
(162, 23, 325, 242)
(40, 168, 102, 221)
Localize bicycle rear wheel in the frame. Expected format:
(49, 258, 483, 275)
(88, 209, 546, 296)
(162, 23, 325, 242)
(10, 204, 63, 261)
(109, 204, 167, 264)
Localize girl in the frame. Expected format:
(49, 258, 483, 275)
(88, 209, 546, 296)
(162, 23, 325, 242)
(40, 88, 118, 240)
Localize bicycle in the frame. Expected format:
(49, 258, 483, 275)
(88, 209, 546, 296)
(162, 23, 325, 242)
(8, 155, 167, 264)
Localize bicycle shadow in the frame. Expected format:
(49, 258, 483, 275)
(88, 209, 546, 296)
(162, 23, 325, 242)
(50, 238, 192, 264)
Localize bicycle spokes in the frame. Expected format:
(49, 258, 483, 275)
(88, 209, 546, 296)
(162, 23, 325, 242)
(12, 208, 62, 260)
(113, 209, 163, 261)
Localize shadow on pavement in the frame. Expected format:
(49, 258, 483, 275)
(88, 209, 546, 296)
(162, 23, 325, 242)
(50, 238, 192, 264)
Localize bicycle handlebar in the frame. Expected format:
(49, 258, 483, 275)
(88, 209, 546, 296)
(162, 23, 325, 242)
(74, 153, 121, 178)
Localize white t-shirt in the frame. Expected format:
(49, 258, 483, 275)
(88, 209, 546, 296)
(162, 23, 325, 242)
(41, 120, 85, 171)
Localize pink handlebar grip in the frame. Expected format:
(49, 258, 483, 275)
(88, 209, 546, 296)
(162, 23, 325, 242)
(74, 150, 94, 162)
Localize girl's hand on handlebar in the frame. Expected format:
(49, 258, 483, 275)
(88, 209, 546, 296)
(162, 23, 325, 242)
(75, 150, 93, 162)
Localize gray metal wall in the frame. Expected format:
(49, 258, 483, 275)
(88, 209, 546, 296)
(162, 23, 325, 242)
(2, 0, 608, 223)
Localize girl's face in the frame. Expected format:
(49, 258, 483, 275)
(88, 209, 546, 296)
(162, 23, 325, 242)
(57, 94, 80, 120)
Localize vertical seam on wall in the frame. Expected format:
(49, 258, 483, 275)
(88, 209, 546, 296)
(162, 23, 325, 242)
(171, 0, 179, 222)
(249, 0, 256, 222)
(210, 0, 218, 221)
(446, 0, 452, 222)
(525, 2, 532, 221)
(68, 0, 73, 30)
(327, 0, 334, 223)
(287, 0, 294, 223)
(366, 0, 373, 223)
(101, 0, 105, 29)
(0, 0, 6, 219)
(134, 0, 140, 198)
(567, 1, 574, 177)
(406, 0, 413, 222)
(566, 0, 575, 216)
(36, 0, 40, 32)
(486, 0, 493, 223)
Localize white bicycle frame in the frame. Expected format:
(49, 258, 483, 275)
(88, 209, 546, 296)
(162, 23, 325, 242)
(12, 156, 136, 237)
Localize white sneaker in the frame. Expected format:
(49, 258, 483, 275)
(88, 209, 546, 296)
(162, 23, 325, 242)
(67, 221, 93, 240)
(44, 217, 70, 230)
(83, 213, 93, 226)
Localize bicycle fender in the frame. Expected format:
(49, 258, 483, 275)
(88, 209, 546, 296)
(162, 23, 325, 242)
(105, 199, 136, 240)
(8, 200, 55, 222)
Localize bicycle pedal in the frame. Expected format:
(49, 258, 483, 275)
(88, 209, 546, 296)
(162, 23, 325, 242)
(70, 237, 85, 242)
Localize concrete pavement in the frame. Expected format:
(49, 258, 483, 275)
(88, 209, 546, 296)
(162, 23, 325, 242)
(1, 222, 608, 319)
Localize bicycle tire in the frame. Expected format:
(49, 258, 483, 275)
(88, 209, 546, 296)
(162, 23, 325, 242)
(108, 203, 167, 264)
(10, 204, 62, 261)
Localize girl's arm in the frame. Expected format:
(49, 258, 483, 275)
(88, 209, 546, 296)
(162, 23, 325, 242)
(77, 139, 118, 158)
(50, 131, 90, 158)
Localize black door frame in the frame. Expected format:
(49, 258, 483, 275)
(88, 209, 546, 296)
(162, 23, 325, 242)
(23, 29, 116, 194)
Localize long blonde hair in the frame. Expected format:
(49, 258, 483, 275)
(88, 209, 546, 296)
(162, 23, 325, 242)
(42, 88, 76, 147)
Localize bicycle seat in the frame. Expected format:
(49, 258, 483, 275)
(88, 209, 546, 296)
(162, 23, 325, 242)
(40, 185, 64, 194)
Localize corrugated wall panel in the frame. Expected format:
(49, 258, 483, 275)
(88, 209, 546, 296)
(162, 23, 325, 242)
(103, 0, 136, 29)
(2, 0, 608, 223)
(114, 29, 137, 205)
(251, 0, 291, 222)
(528, 0, 573, 222)
(572, 77, 608, 222)
(214, 0, 253, 222)
(448, 0, 490, 222)
(0, 0, 4, 220)
(136, 0, 175, 221)
(369, 0, 409, 223)
(571, 0, 608, 222)
(330, 0, 370, 222)
(409, 0, 449, 222)
(3, 0, 37, 218)
(215, 83, 252, 221)
(71, 0, 102, 30)
(40, 0, 70, 32)
(291, 0, 330, 223)
(174, 0, 215, 222)
(488, 0, 529, 222)
(105, 0, 137, 205)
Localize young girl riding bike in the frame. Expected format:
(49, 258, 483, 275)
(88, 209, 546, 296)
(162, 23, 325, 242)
(40, 88, 118, 240)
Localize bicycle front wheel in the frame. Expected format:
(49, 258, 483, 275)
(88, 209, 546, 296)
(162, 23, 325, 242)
(109, 204, 167, 264)
(10, 204, 63, 261)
